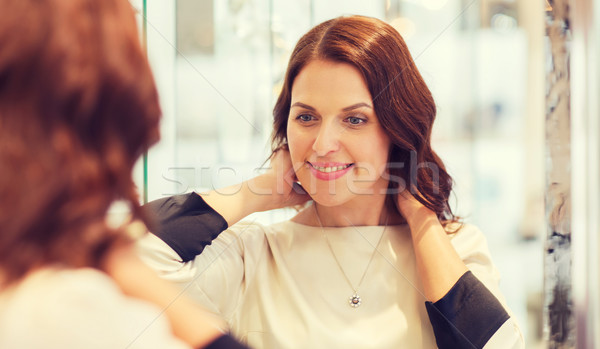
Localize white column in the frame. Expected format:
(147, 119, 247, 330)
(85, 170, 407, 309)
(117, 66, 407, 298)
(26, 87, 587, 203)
(544, 0, 575, 347)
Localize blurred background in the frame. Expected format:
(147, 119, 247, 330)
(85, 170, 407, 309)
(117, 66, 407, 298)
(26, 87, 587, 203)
(127, 0, 564, 347)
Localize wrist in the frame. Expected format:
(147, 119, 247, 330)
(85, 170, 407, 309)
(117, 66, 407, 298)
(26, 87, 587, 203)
(404, 206, 437, 226)
(244, 174, 277, 212)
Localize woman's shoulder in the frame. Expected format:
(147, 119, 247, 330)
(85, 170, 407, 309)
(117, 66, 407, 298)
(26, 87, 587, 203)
(446, 223, 503, 286)
(0, 267, 152, 319)
(0, 268, 116, 336)
(2, 267, 119, 302)
(447, 222, 487, 242)
(446, 223, 494, 258)
(226, 218, 292, 236)
(224, 219, 299, 250)
(0, 267, 189, 349)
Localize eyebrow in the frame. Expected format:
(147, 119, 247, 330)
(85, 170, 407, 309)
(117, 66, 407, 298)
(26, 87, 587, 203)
(342, 103, 372, 112)
(290, 102, 373, 112)
(290, 102, 316, 111)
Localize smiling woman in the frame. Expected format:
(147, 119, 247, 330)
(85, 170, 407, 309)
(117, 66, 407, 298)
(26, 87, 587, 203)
(271, 16, 454, 226)
(138, 15, 525, 349)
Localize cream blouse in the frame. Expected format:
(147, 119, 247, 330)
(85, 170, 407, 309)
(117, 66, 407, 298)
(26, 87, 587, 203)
(137, 220, 523, 349)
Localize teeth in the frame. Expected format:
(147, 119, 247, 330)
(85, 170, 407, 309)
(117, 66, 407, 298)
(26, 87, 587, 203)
(312, 164, 351, 172)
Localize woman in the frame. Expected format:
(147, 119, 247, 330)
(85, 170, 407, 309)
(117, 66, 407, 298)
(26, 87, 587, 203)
(138, 16, 524, 348)
(0, 0, 248, 348)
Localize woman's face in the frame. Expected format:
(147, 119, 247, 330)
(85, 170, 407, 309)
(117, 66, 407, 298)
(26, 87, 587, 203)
(287, 60, 391, 207)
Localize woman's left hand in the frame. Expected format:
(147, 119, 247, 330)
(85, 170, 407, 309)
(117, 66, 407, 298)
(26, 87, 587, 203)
(396, 189, 437, 227)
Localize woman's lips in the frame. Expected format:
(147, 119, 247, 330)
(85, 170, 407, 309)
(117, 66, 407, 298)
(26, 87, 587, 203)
(307, 162, 354, 181)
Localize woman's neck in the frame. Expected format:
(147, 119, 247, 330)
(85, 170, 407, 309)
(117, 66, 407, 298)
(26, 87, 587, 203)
(292, 197, 405, 227)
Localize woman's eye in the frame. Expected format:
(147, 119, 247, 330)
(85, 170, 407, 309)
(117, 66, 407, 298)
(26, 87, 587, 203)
(297, 114, 314, 122)
(346, 116, 365, 125)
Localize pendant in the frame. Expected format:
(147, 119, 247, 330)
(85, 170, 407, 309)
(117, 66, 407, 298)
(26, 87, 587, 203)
(348, 294, 362, 308)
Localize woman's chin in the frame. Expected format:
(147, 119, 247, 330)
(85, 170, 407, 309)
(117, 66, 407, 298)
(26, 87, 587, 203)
(309, 193, 350, 208)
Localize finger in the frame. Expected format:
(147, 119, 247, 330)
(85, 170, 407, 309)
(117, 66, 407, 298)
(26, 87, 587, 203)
(272, 143, 289, 154)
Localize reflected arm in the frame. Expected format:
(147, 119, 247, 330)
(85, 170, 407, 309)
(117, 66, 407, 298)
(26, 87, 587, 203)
(143, 192, 228, 262)
(399, 193, 523, 348)
(143, 149, 308, 261)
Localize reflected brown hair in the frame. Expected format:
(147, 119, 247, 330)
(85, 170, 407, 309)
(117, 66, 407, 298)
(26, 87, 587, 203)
(272, 15, 458, 226)
(0, 0, 160, 284)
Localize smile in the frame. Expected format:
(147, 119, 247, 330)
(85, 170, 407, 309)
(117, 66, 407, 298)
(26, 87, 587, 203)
(311, 163, 352, 173)
(307, 162, 354, 180)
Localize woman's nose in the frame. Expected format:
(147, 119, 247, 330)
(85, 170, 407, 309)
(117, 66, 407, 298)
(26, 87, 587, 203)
(312, 122, 341, 157)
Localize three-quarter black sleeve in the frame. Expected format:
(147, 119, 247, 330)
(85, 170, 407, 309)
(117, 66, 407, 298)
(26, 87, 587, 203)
(202, 334, 250, 349)
(425, 271, 510, 349)
(142, 193, 228, 262)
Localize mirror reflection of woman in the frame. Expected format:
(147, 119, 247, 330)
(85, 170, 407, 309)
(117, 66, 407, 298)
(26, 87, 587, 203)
(139, 15, 525, 349)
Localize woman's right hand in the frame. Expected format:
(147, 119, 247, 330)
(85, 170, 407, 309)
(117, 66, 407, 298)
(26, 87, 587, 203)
(248, 147, 310, 211)
(201, 148, 310, 227)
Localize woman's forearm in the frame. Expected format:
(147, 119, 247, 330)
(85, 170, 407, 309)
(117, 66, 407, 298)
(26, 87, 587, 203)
(142, 150, 308, 262)
(202, 150, 309, 227)
(405, 209, 518, 348)
(405, 207, 468, 302)
(201, 174, 279, 227)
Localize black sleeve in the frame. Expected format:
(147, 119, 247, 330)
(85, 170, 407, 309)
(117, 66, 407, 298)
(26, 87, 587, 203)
(142, 193, 228, 262)
(425, 271, 510, 349)
(201, 334, 250, 349)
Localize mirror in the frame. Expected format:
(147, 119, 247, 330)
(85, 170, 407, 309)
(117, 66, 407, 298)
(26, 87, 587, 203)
(138, 0, 550, 347)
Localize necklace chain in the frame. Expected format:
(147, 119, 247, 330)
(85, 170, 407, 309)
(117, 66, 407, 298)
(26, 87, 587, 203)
(314, 204, 388, 308)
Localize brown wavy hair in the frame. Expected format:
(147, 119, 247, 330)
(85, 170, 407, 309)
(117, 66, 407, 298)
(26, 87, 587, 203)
(0, 0, 160, 285)
(272, 15, 458, 226)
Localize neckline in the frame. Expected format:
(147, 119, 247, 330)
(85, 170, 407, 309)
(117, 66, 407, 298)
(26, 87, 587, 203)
(285, 219, 407, 230)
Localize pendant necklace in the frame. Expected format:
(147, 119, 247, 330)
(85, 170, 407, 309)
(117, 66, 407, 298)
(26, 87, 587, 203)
(314, 204, 387, 308)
